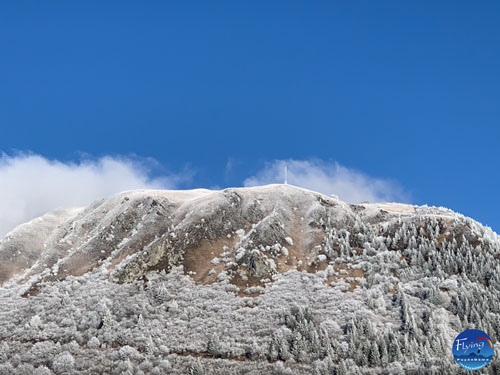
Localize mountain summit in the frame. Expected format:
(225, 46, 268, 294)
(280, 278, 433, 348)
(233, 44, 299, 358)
(0, 185, 498, 374)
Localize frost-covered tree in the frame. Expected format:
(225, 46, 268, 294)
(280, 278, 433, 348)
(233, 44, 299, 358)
(188, 359, 203, 375)
(51, 352, 74, 375)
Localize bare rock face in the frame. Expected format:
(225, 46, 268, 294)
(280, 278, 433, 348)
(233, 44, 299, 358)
(1, 185, 346, 288)
(0, 208, 83, 285)
(1, 185, 499, 374)
(0, 184, 488, 292)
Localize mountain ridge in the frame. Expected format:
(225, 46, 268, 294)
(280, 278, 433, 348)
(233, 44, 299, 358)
(0, 184, 469, 291)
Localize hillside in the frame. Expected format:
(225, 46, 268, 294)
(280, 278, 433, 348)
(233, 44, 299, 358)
(0, 184, 499, 374)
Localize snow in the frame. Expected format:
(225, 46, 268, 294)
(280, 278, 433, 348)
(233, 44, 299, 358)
(317, 254, 327, 262)
(0, 184, 498, 374)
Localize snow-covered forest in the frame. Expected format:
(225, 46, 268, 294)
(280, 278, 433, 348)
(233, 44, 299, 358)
(0, 185, 498, 374)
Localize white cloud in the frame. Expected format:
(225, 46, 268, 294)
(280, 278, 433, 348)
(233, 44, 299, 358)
(244, 159, 409, 204)
(0, 153, 188, 238)
(0, 154, 408, 238)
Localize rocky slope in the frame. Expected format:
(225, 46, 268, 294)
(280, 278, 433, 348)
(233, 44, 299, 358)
(0, 185, 499, 374)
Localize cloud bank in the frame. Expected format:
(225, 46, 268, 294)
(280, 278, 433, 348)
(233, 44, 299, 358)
(0, 154, 408, 238)
(0, 153, 186, 238)
(244, 159, 409, 204)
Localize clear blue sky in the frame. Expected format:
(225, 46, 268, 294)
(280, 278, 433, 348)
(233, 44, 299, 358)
(1, 2, 499, 231)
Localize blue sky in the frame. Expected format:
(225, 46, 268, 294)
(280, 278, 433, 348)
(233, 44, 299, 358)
(1, 1, 499, 234)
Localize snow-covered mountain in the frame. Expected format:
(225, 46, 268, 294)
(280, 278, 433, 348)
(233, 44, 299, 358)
(0, 185, 499, 374)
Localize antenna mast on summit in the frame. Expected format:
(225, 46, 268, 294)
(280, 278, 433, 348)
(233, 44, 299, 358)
(284, 165, 288, 185)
